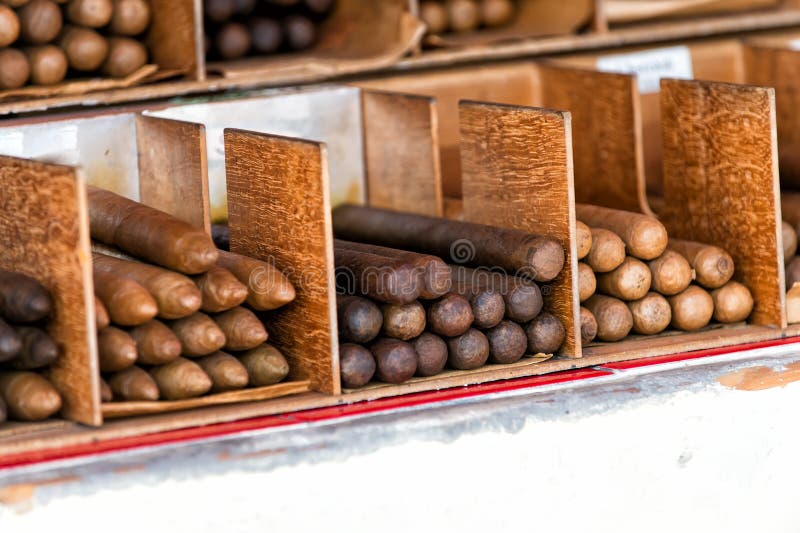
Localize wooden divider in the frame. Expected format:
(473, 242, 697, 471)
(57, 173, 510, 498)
(224, 128, 340, 395)
(0, 156, 100, 426)
(361, 90, 443, 217)
(136, 115, 211, 231)
(459, 101, 581, 358)
(660, 78, 785, 327)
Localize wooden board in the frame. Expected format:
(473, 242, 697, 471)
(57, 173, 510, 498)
(743, 42, 800, 189)
(538, 63, 650, 214)
(361, 90, 443, 217)
(224, 129, 340, 395)
(459, 101, 582, 357)
(660, 78, 785, 327)
(136, 115, 211, 232)
(147, 0, 203, 80)
(0, 156, 100, 426)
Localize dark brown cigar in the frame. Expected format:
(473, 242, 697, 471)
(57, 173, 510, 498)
(412, 332, 447, 377)
(332, 205, 565, 282)
(426, 293, 473, 337)
(150, 357, 212, 400)
(485, 320, 527, 364)
(334, 239, 451, 299)
(337, 295, 383, 344)
(339, 343, 376, 388)
(524, 312, 565, 354)
(239, 344, 290, 386)
(169, 313, 227, 357)
(0, 371, 62, 421)
(381, 301, 426, 341)
(197, 351, 249, 393)
(213, 307, 267, 351)
(129, 320, 182, 365)
(579, 306, 598, 344)
(0, 269, 52, 323)
(449, 271, 505, 329)
(370, 337, 417, 383)
(108, 366, 159, 401)
(193, 266, 248, 313)
(334, 246, 422, 305)
(9, 326, 58, 369)
(452, 266, 542, 323)
(0, 318, 22, 363)
(447, 328, 490, 370)
(98, 326, 137, 372)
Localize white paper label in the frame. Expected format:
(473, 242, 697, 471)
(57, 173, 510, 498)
(596, 46, 693, 94)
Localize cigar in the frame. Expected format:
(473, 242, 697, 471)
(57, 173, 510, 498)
(596, 257, 652, 301)
(711, 281, 753, 324)
(204, 0, 234, 22)
(97, 326, 137, 372)
(99, 377, 112, 402)
(380, 301, 426, 341)
(648, 250, 693, 296)
(627, 292, 671, 335)
(211, 224, 230, 251)
(576, 204, 668, 260)
(446, 328, 489, 370)
(411, 332, 447, 377)
(332, 205, 565, 283)
(282, 15, 314, 50)
(93, 269, 158, 326)
(447, 0, 480, 32)
(249, 17, 282, 54)
(216, 250, 295, 311)
(453, 266, 542, 322)
(334, 246, 422, 305)
(585, 228, 626, 273)
(88, 186, 218, 274)
(0, 269, 52, 323)
(668, 239, 734, 290)
(485, 320, 527, 364)
(101, 36, 147, 78)
(578, 262, 596, 302)
(425, 293, 473, 337)
(25, 44, 67, 85)
(59, 25, 108, 71)
(170, 312, 227, 357)
(788, 256, 800, 288)
(575, 221, 592, 260)
(579, 306, 598, 344)
(109, 0, 151, 35)
(129, 319, 182, 365)
(524, 312, 565, 354)
(213, 306, 267, 351)
(420, 0, 447, 33)
(0, 371, 61, 421)
(215, 21, 250, 59)
(194, 265, 248, 313)
(0, 4, 19, 47)
(239, 343, 290, 386)
(66, 0, 113, 27)
(337, 295, 383, 344)
(449, 268, 505, 329)
(0, 395, 5, 423)
(0, 318, 22, 363)
(370, 337, 417, 383)
(9, 326, 58, 369)
(95, 296, 109, 330)
(93, 253, 202, 320)
(150, 357, 212, 400)
(0, 48, 30, 89)
(18, 0, 62, 44)
(584, 294, 633, 342)
(783, 221, 798, 260)
(196, 351, 249, 393)
(339, 343, 375, 388)
(480, 0, 514, 27)
(788, 283, 800, 325)
(108, 365, 159, 401)
(668, 285, 714, 331)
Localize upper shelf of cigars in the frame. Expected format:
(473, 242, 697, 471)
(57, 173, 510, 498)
(2, 0, 800, 115)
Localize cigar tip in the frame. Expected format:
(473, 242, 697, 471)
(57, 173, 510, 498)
(184, 369, 213, 396)
(34, 387, 63, 418)
(26, 293, 53, 320)
(140, 381, 160, 401)
(220, 363, 249, 389)
(177, 288, 203, 312)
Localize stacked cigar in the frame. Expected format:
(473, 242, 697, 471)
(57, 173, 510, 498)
(331, 204, 566, 389)
(88, 186, 296, 403)
(419, 0, 515, 36)
(576, 204, 753, 343)
(0, 0, 152, 90)
(204, 0, 334, 61)
(0, 270, 62, 424)
(779, 193, 800, 323)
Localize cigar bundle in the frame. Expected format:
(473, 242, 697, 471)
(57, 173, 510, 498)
(419, 0, 516, 37)
(577, 203, 753, 343)
(0, 269, 63, 423)
(89, 187, 296, 403)
(330, 205, 568, 389)
(203, 0, 335, 61)
(0, 0, 155, 91)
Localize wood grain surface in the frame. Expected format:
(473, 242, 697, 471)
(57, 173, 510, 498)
(538, 63, 649, 214)
(459, 101, 581, 357)
(0, 156, 100, 426)
(361, 90, 443, 217)
(224, 128, 340, 394)
(146, 0, 203, 80)
(136, 115, 211, 232)
(660, 78, 785, 327)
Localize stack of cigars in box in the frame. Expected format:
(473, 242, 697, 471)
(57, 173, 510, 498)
(779, 193, 800, 323)
(89, 186, 295, 406)
(0, 0, 153, 90)
(576, 204, 753, 342)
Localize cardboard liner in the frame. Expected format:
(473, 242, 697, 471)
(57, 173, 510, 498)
(604, 0, 781, 25)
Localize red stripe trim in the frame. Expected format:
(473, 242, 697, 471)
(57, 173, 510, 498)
(1, 336, 798, 470)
